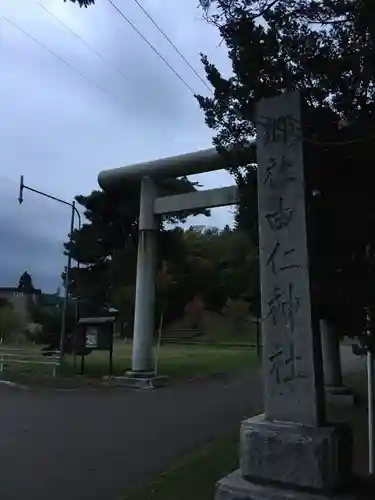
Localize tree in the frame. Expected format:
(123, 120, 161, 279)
(31, 302, 77, 352)
(64, 0, 95, 6)
(110, 284, 135, 325)
(17, 271, 35, 293)
(197, 0, 375, 341)
(155, 261, 178, 325)
(184, 295, 205, 330)
(63, 177, 209, 313)
(105, 225, 259, 337)
(0, 301, 23, 343)
(222, 297, 250, 334)
(164, 225, 259, 316)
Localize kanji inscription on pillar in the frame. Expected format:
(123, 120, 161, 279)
(256, 91, 324, 425)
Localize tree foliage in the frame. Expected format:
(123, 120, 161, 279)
(63, 177, 210, 315)
(17, 271, 35, 293)
(154, 226, 259, 323)
(0, 301, 23, 343)
(222, 297, 250, 334)
(29, 300, 77, 352)
(64, 0, 95, 7)
(197, 0, 375, 341)
(64, 192, 259, 333)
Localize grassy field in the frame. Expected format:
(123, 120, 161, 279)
(75, 342, 256, 378)
(0, 341, 257, 386)
(122, 430, 239, 500)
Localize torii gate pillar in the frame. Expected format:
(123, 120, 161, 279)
(130, 176, 158, 376)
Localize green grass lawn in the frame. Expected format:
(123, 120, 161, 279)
(122, 430, 239, 500)
(0, 341, 257, 386)
(73, 342, 256, 379)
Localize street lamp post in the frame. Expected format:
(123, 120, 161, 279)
(18, 175, 82, 363)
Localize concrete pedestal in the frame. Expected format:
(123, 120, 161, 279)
(111, 371, 167, 389)
(239, 415, 353, 492)
(325, 386, 356, 406)
(214, 414, 355, 500)
(216, 470, 356, 500)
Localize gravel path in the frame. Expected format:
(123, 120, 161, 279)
(0, 368, 263, 500)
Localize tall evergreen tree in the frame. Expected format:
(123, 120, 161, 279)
(17, 271, 35, 293)
(197, 0, 375, 339)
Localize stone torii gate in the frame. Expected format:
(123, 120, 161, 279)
(98, 143, 256, 381)
(99, 91, 356, 500)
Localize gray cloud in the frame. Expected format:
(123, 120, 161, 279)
(0, 178, 70, 291)
(1, 0, 234, 292)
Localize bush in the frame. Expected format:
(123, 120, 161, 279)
(184, 295, 205, 330)
(23, 322, 43, 343)
(29, 304, 76, 353)
(222, 298, 250, 334)
(0, 304, 24, 342)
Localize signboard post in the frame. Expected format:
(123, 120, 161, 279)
(77, 317, 115, 376)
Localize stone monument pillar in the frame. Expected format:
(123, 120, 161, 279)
(216, 92, 354, 500)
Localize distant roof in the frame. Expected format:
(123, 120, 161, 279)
(79, 317, 116, 324)
(0, 287, 41, 294)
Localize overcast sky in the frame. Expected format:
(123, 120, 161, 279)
(1, 0, 234, 292)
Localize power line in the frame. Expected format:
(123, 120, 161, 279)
(34, 0, 131, 83)
(3, 17, 104, 91)
(106, 0, 198, 96)
(131, 0, 213, 94)
(2, 16, 176, 145)
(37, 0, 211, 98)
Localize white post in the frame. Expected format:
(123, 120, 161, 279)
(0, 337, 3, 374)
(367, 350, 374, 474)
(131, 177, 157, 374)
(365, 308, 374, 475)
(320, 319, 343, 387)
(154, 312, 164, 376)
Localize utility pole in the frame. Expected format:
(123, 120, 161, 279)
(18, 175, 82, 362)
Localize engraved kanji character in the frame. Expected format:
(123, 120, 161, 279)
(263, 155, 296, 189)
(265, 197, 293, 231)
(269, 342, 307, 385)
(265, 241, 300, 275)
